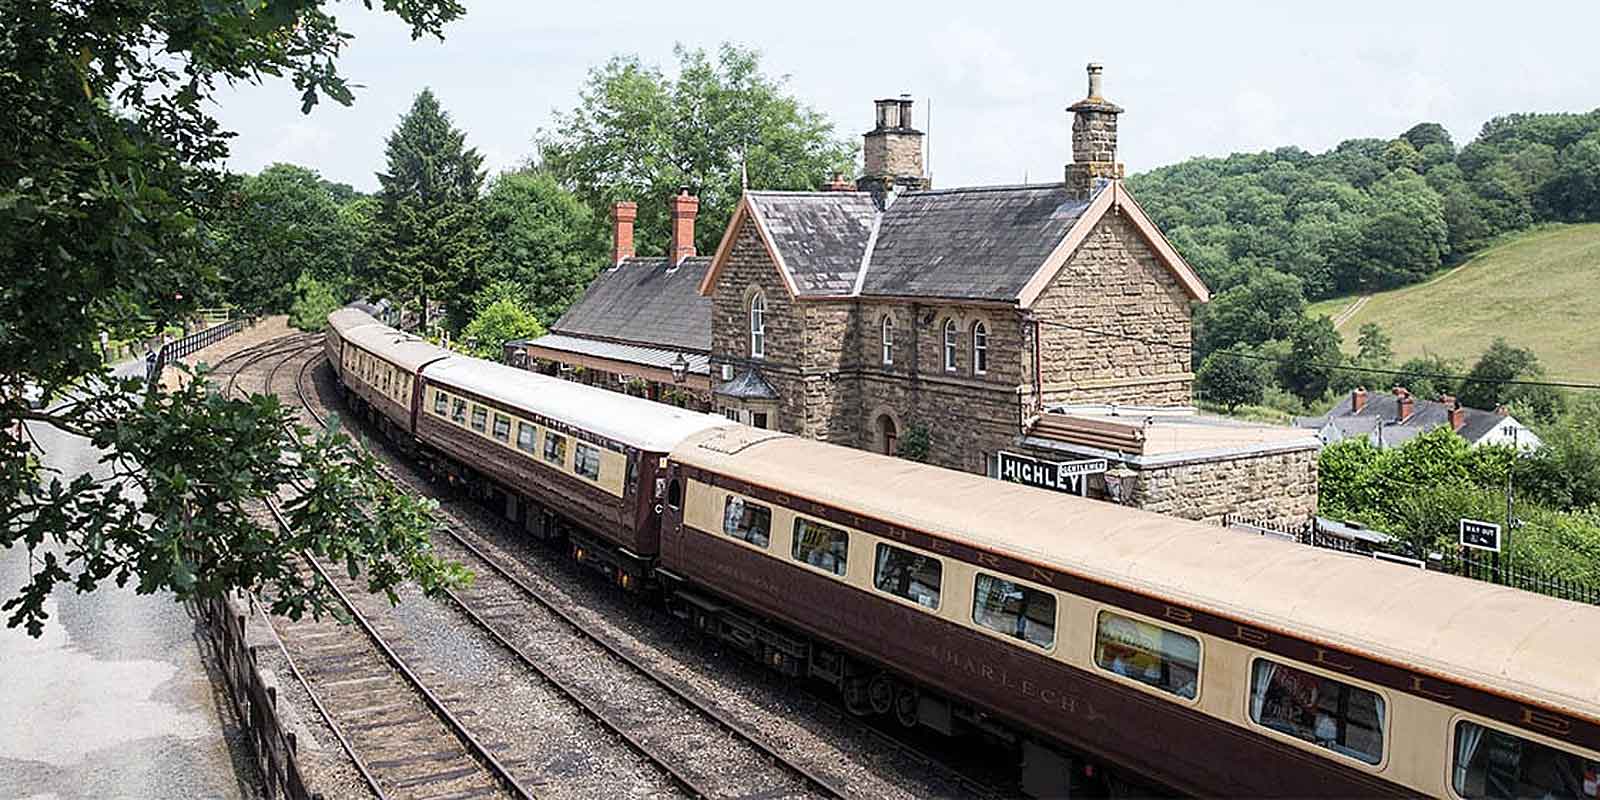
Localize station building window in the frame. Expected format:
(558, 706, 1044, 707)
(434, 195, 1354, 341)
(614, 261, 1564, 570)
(1248, 658, 1385, 765)
(972, 573, 1055, 649)
(515, 422, 536, 454)
(574, 442, 601, 480)
(972, 321, 988, 375)
(792, 518, 848, 576)
(492, 413, 511, 442)
(470, 406, 487, 433)
(1094, 611, 1200, 699)
(544, 432, 567, 466)
(749, 292, 766, 359)
(721, 496, 771, 548)
(433, 391, 448, 416)
(873, 544, 941, 608)
(881, 314, 894, 365)
(943, 319, 958, 372)
(1452, 720, 1598, 799)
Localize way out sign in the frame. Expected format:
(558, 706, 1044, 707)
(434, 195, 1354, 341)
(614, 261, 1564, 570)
(1459, 519, 1502, 553)
(997, 451, 1107, 496)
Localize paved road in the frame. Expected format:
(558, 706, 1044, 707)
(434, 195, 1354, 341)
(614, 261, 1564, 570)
(0, 359, 251, 800)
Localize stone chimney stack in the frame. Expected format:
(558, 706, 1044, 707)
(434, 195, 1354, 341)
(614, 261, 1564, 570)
(611, 201, 637, 265)
(668, 189, 698, 267)
(1065, 63, 1125, 200)
(858, 94, 930, 199)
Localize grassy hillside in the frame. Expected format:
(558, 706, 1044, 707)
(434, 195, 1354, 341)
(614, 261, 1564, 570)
(1308, 224, 1600, 380)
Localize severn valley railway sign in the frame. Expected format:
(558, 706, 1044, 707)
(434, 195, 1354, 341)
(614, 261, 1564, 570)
(997, 451, 1107, 496)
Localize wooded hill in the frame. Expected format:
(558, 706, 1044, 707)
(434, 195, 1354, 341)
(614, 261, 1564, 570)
(1127, 110, 1600, 301)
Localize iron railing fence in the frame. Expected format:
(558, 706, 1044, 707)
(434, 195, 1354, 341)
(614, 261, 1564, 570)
(144, 317, 247, 386)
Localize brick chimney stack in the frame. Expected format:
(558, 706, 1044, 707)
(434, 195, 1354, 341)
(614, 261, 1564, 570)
(858, 94, 929, 199)
(1392, 387, 1414, 421)
(668, 189, 698, 267)
(1065, 63, 1125, 200)
(1351, 387, 1368, 413)
(1441, 394, 1466, 431)
(611, 201, 637, 266)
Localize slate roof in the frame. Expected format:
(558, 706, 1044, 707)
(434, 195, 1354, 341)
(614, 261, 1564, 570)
(551, 256, 712, 353)
(746, 192, 878, 295)
(1296, 393, 1514, 447)
(524, 333, 710, 376)
(863, 185, 1090, 299)
(741, 185, 1090, 301)
(715, 369, 778, 400)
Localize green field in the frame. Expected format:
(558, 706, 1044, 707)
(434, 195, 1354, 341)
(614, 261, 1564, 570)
(1307, 224, 1600, 381)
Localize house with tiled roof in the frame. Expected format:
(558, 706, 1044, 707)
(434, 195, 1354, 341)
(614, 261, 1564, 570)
(513, 194, 715, 409)
(1296, 387, 1542, 451)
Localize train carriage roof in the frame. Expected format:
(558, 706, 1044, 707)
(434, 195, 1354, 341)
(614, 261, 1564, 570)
(422, 356, 732, 452)
(332, 310, 454, 372)
(672, 427, 1600, 720)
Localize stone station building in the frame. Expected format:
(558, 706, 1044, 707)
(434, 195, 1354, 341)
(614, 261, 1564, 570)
(515, 65, 1320, 526)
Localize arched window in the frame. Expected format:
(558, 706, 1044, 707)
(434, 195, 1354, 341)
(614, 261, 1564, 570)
(749, 292, 766, 359)
(942, 319, 958, 372)
(881, 314, 894, 365)
(972, 321, 988, 375)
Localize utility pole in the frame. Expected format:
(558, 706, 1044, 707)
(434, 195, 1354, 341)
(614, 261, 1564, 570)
(1504, 425, 1518, 574)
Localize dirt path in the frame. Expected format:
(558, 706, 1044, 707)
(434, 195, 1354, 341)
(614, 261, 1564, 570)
(1330, 295, 1371, 330)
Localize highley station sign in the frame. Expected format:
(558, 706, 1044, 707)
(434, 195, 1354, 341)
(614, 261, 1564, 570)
(997, 451, 1108, 496)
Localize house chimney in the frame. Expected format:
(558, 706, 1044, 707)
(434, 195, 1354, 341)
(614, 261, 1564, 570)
(859, 94, 929, 198)
(824, 172, 854, 192)
(1351, 387, 1368, 413)
(1495, 404, 1510, 417)
(1064, 63, 1125, 200)
(1441, 395, 1466, 432)
(611, 201, 636, 265)
(1392, 387, 1414, 421)
(668, 189, 698, 267)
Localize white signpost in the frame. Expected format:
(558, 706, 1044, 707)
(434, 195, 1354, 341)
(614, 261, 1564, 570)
(1459, 518, 1502, 553)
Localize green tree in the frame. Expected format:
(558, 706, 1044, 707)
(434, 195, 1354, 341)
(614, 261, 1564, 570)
(288, 273, 342, 332)
(1195, 348, 1266, 413)
(1355, 322, 1394, 365)
(1349, 171, 1449, 290)
(372, 89, 487, 331)
(540, 43, 856, 256)
(460, 298, 545, 359)
(479, 170, 606, 326)
(1458, 338, 1564, 422)
(1275, 316, 1344, 403)
(213, 163, 357, 314)
(1, 0, 468, 636)
(1392, 353, 1466, 401)
(1194, 269, 1306, 359)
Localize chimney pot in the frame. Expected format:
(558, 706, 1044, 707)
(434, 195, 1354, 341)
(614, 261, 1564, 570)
(668, 189, 698, 267)
(611, 201, 637, 265)
(1087, 62, 1104, 98)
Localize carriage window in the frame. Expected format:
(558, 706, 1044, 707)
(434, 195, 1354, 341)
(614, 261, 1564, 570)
(791, 518, 848, 576)
(450, 398, 467, 424)
(1094, 611, 1200, 699)
(574, 443, 601, 480)
(492, 414, 511, 442)
(470, 406, 487, 433)
(544, 432, 567, 465)
(972, 573, 1055, 649)
(433, 391, 448, 416)
(666, 478, 682, 509)
(1249, 659, 1386, 765)
(516, 422, 536, 454)
(873, 544, 941, 609)
(1452, 720, 1598, 799)
(722, 496, 771, 548)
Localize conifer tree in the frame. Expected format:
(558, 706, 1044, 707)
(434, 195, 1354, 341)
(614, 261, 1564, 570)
(372, 89, 487, 331)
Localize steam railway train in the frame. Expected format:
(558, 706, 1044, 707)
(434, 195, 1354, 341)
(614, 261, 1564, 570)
(326, 306, 1600, 798)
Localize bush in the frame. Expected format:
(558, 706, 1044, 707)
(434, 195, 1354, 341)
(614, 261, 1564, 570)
(460, 298, 545, 360)
(288, 273, 342, 332)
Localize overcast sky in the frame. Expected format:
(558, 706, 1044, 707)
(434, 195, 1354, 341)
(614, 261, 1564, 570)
(215, 0, 1600, 193)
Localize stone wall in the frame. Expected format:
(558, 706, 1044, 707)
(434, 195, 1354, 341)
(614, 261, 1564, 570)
(1131, 447, 1319, 527)
(709, 216, 809, 436)
(1031, 211, 1195, 407)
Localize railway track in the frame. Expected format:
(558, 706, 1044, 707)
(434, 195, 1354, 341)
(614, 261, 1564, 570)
(216, 334, 533, 800)
(290, 345, 1008, 798)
